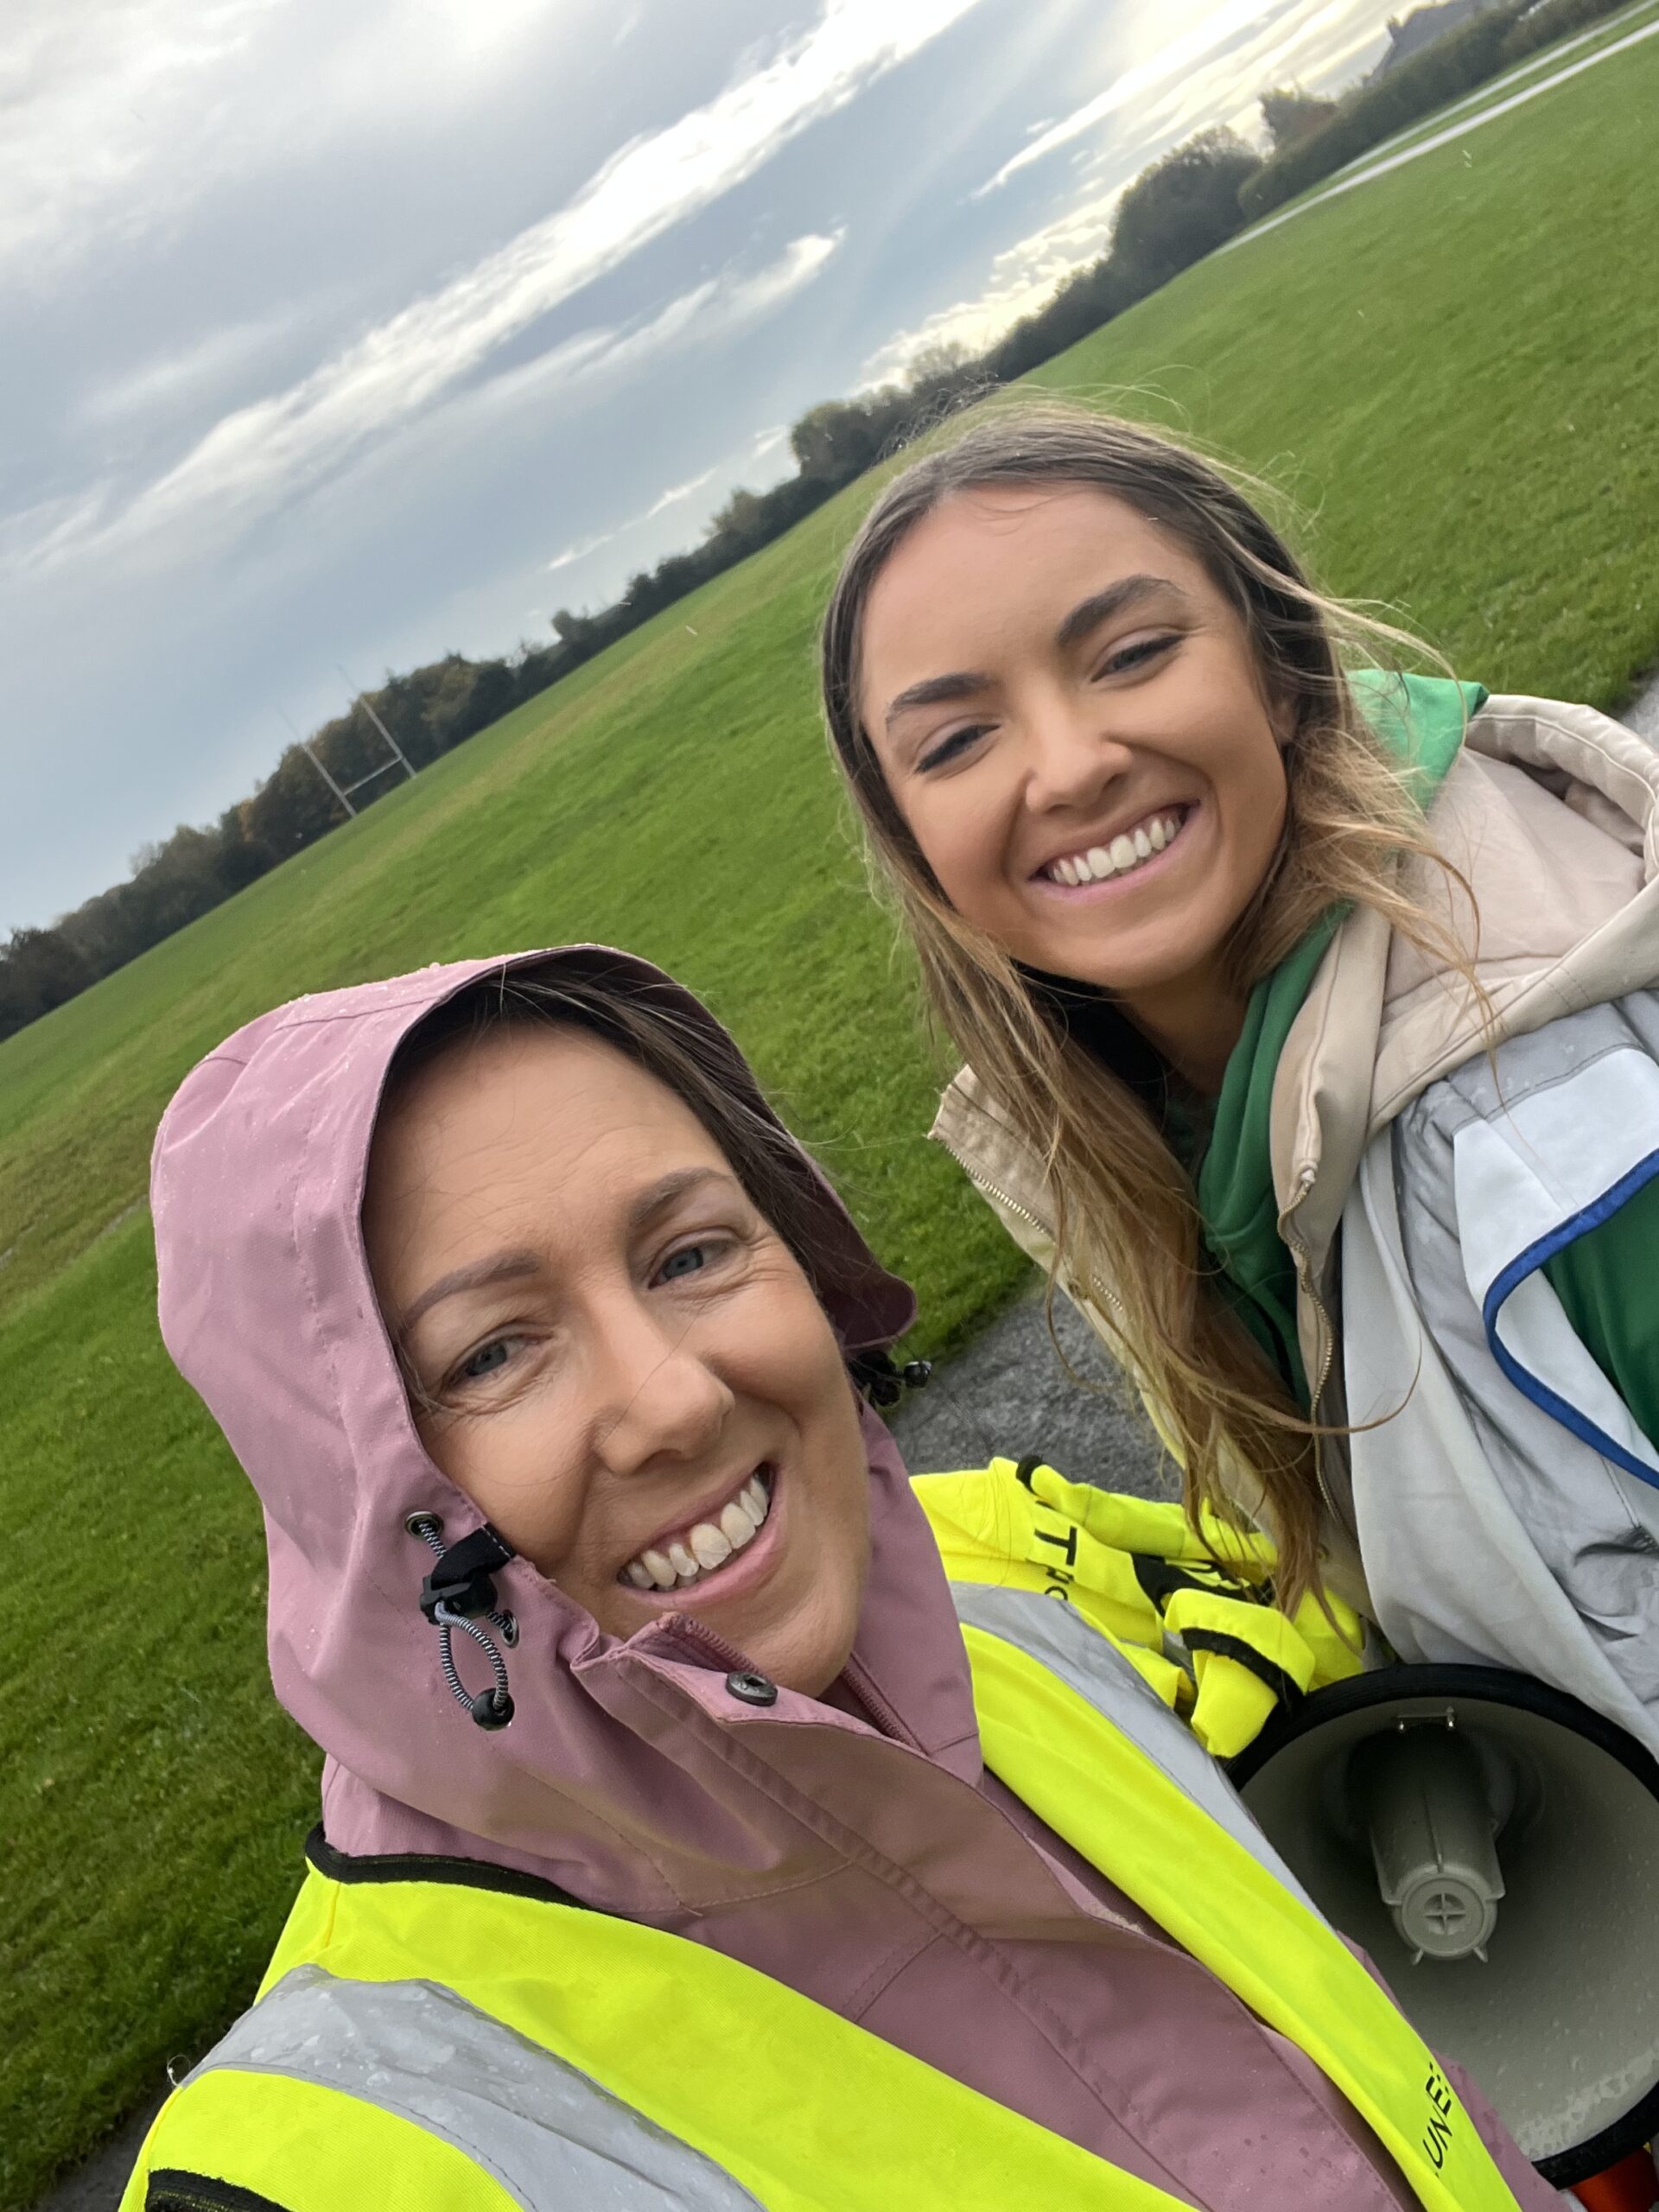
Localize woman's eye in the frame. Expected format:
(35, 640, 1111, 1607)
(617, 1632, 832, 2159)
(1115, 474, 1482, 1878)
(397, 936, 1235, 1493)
(457, 1338, 515, 1382)
(1098, 632, 1177, 679)
(658, 1242, 713, 1283)
(918, 723, 989, 773)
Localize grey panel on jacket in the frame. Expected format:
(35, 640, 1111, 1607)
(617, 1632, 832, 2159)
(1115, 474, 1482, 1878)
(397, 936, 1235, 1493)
(948, 1580, 1319, 1912)
(1389, 993, 1659, 1703)
(185, 1962, 762, 2209)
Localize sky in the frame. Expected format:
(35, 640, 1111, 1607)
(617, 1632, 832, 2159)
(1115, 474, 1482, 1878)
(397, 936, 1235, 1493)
(2, 0, 1408, 932)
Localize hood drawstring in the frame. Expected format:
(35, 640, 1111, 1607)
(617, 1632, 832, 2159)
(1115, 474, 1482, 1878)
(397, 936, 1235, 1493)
(850, 1350, 932, 1411)
(406, 1514, 518, 1731)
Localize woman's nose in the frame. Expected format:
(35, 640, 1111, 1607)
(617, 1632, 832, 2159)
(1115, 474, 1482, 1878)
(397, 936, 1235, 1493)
(1024, 694, 1131, 810)
(590, 1307, 734, 1478)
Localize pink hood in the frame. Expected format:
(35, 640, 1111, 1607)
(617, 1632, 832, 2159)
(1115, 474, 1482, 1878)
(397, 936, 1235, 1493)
(150, 946, 975, 1907)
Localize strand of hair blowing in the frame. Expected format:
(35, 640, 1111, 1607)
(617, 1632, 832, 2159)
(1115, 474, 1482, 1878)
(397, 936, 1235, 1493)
(820, 400, 1484, 1611)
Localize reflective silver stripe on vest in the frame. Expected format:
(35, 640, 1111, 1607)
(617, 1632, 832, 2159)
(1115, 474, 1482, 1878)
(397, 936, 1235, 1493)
(950, 1580, 1321, 1915)
(185, 1961, 762, 2210)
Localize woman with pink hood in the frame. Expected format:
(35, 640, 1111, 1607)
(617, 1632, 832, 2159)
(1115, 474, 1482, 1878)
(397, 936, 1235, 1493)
(127, 945, 1550, 2212)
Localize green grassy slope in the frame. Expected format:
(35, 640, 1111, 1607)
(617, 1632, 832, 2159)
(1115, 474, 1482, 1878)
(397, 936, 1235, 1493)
(5, 32, 1659, 2202)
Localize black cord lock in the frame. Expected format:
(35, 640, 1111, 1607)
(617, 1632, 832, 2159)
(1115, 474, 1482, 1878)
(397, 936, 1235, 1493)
(418, 1522, 515, 1624)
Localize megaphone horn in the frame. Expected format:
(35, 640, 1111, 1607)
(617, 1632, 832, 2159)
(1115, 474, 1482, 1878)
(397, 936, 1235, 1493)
(1229, 1665, 1659, 2192)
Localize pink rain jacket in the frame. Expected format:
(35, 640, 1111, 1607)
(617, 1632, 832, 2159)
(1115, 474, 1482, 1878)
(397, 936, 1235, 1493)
(150, 947, 1551, 2212)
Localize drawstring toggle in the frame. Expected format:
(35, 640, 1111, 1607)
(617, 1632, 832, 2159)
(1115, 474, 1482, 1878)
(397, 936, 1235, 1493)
(406, 1514, 518, 1730)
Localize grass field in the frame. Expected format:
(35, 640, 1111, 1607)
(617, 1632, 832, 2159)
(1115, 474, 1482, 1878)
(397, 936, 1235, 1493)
(6, 29, 1659, 2202)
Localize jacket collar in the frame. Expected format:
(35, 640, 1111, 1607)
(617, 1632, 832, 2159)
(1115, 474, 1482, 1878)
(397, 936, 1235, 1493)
(1279, 691, 1659, 1276)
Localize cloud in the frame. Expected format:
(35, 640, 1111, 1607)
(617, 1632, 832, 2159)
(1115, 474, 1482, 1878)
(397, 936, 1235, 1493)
(974, 0, 1395, 194)
(321, 232, 845, 512)
(865, 1, 1398, 382)
(975, 0, 1273, 193)
(1, 0, 567, 281)
(11, 225, 842, 591)
(860, 181, 1128, 380)
(75, 304, 316, 428)
(546, 527, 620, 574)
(0, 0, 279, 270)
(646, 467, 720, 518)
(14, 0, 968, 561)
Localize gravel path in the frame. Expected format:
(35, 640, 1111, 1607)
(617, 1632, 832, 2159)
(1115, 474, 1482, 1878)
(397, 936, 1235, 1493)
(888, 1283, 1167, 1495)
(1623, 668, 1659, 744)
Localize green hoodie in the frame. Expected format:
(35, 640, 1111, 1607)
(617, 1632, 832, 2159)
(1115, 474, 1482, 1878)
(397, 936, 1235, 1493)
(1194, 671, 1659, 1451)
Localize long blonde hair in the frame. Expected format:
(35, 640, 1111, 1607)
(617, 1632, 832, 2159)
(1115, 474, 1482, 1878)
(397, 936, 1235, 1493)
(821, 401, 1478, 1608)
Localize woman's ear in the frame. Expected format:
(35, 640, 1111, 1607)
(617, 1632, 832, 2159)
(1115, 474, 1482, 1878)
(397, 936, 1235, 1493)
(1265, 682, 1297, 753)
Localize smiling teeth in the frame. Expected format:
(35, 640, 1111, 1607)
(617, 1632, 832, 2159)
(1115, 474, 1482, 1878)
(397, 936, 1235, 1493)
(1046, 811, 1182, 886)
(620, 1473, 771, 1592)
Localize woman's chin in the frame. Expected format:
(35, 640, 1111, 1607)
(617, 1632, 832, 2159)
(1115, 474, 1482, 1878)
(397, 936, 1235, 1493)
(715, 1567, 862, 1699)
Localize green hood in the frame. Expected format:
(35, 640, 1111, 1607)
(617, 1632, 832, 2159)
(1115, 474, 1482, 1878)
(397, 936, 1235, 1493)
(1193, 670, 1486, 1404)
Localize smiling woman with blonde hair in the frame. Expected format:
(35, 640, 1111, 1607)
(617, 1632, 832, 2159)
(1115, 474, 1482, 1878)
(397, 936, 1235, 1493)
(822, 399, 1659, 1747)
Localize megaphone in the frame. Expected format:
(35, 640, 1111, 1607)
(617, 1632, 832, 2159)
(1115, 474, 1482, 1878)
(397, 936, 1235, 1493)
(1229, 1665, 1659, 2193)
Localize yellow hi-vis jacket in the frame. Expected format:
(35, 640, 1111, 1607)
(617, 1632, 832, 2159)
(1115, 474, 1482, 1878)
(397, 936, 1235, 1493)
(916, 1458, 1365, 1758)
(123, 1567, 1518, 2212)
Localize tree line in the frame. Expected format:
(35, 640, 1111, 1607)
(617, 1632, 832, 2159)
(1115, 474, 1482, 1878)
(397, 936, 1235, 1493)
(1241, 0, 1633, 219)
(0, 0, 1626, 1045)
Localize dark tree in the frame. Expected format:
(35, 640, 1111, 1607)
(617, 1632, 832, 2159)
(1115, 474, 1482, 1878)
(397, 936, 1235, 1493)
(1109, 127, 1262, 296)
(1259, 86, 1340, 152)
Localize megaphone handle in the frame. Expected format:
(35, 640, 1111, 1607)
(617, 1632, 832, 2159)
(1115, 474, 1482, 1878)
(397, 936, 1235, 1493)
(1570, 2145, 1657, 2211)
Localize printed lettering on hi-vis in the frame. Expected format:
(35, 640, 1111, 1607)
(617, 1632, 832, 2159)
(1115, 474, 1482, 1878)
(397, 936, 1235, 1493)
(1016, 1459, 1079, 1603)
(1421, 2064, 1456, 2171)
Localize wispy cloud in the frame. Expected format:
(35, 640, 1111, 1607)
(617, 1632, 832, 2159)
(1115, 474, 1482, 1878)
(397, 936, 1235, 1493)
(871, 1, 1395, 381)
(75, 304, 317, 428)
(975, 0, 1393, 194)
(861, 181, 1127, 381)
(646, 467, 720, 518)
(18, 229, 843, 582)
(0, 0, 280, 270)
(1, 0, 564, 279)
(16, 0, 966, 559)
(546, 527, 620, 574)
(314, 232, 845, 525)
(975, 0, 1274, 194)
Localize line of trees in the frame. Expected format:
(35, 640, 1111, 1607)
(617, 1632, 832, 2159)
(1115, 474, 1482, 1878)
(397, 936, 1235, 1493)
(1241, 0, 1634, 217)
(0, 0, 1630, 1046)
(0, 647, 572, 1044)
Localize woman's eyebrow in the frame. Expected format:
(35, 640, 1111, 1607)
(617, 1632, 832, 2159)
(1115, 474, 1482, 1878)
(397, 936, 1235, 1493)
(625, 1165, 736, 1236)
(395, 1171, 737, 1336)
(1055, 574, 1187, 649)
(884, 669, 993, 730)
(399, 1247, 543, 1335)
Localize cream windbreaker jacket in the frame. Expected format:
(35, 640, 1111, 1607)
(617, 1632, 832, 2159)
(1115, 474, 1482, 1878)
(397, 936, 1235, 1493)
(931, 693, 1659, 1752)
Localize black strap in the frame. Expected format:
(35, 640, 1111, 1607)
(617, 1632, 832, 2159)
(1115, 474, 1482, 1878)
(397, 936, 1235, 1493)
(305, 1824, 594, 1910)
(1179, 1628, 1303, 1710)
(1130, 1552, 1255, 1610)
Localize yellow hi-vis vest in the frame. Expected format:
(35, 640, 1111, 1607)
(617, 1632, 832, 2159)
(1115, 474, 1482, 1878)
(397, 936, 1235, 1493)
(122, 1591, 1520, 2212)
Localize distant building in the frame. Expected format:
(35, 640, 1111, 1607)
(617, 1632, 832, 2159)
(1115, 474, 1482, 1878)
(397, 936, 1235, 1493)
(1367, 0, 1506, 79)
